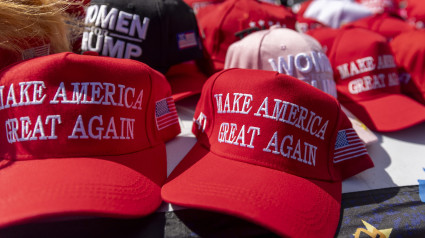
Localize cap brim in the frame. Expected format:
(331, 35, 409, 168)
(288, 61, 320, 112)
(342, 93, 425, 132)
(166, 62, 209, 102)
(0, 145, 166, 228)
(162, 143, 341, 237)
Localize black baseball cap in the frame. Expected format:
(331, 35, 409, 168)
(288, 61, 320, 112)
(82, 0, 204, 74)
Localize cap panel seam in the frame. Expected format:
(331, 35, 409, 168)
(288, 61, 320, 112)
(207, 69, 237, 142)
(257, 29, 273, 70)
(326, 100, 343, 180)
(145, 67, 155, 146)
(212, 1, 238, 57)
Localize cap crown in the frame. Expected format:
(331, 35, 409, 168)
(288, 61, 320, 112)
(0, 53, 180, 161)
(192, 69, 371, 181)
(82, 0, 203, 73)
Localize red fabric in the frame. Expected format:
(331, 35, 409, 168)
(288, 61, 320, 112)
(162, 69, 373, 237)
(306, 27, 341, 56)
(391, 30, 425, 104)
(183, 0, 225, 13)
(344, 13, 415, 41)
(355, 0, 399, 14)
(196, 0, 296, 73)
(296, 16, 327, 33)
(0, 52, 179, 228)
(164, 144, 341, 238)
(65, 0, 91, 16)
(295, 0, 313, 18)
(404, 0, 425, 29)
(165, 61, 209, 101)
(328, 27, 425, 132)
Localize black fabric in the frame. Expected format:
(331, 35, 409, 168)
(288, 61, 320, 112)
(82, 0, 203, 74)
(1, 186, 424, 238)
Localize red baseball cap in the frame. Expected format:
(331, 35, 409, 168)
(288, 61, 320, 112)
(328, 27, 425, 132)
(0, 52, 180, 228)
(165, 60, 209, 101)
(390, 30, 425, 105)
(162, 69, 374, 237)
(196, 0, 296, 73)
(345, 13, 415, 41)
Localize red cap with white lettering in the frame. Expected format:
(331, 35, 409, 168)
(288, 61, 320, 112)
(0, 52, 180, 228)
(162, 68, 374, 237)
(329, 27, 425, 132)
(196, 0, 296, 73)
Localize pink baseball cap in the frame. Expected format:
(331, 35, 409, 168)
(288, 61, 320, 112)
(225, 27, 337, 97)
(162, 68, 374, 237)
(390, 30, 425, 105)
(225, 27, 378, 145)
(329, 27, 425, 132)
(196, 0, 296, 73)
(0, 52, 180, 228)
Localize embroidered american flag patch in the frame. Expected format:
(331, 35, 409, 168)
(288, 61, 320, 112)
(155, 97, 179, 130)
(177, 31, 198, 50)
(22, 44, 50, 60)
(333, 128, 368, 163)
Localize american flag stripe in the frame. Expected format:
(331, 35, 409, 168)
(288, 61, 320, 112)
(155, 97, 179, 130)
(157, 114, 178, 127)
(333, 128, 368, 163)
(177, 31, 198, 49)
